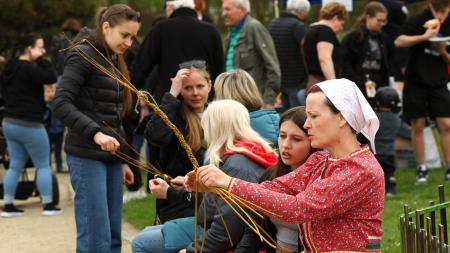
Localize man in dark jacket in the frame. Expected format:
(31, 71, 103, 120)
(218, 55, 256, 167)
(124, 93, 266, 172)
(130, 0, 224, 103)
(269, 0, 310, 109)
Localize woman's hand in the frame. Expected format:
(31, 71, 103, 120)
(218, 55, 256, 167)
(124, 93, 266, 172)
(169, 69, 190, 97)
(184, 165, 232, 192)
(170, 176, 186, 190)
(149, 178, 169, 199)
(179, 249, 186, 253)
(93, 132, 120, 152)
(122, 164, 134, 185)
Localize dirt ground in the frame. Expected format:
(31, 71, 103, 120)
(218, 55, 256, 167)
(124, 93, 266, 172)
(0, 171, 139, 253)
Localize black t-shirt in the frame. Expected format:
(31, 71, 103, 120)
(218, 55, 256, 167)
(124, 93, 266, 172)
(399, 8, 450, 87)
(303, 24, 343, 76)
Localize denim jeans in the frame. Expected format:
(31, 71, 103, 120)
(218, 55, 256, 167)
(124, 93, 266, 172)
(49, 132, 64, 171)
(67, 154, 123, 253)
(281, 87, 303, 109)
(2, 121, 52, 204)
(132, 217, 203, 253)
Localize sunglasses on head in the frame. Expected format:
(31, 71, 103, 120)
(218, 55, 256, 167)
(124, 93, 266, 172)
(179, 60, 207, 70)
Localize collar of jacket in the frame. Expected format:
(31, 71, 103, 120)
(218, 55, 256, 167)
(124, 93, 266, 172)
(279, 11, 302, 21)
(170, 7, 197, 19)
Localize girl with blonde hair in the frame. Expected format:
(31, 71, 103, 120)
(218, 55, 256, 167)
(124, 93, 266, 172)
(214, 69, 280, 145)
(132, 99, 276, 253)
(143, 60, 210, 224)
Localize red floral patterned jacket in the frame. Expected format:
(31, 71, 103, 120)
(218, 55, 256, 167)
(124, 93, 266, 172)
(228, 146, 384, 252)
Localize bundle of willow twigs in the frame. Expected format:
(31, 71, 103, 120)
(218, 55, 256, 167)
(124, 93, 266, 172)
(65, 37, 290, 253)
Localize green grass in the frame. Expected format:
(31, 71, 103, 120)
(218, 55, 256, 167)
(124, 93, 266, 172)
(382, 167, 450, 252)
(123, 168, 450, 252)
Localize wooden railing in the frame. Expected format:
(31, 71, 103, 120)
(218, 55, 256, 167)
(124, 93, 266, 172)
(400, 185, 450, 253)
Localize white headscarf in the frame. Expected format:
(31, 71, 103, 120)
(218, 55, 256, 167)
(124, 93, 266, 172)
(316, 79, 379, 153)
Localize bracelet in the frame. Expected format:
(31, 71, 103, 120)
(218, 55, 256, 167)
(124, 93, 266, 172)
(227, 177, 235, 191)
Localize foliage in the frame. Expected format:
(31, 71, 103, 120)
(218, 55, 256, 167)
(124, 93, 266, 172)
(0, 0, 98, 55)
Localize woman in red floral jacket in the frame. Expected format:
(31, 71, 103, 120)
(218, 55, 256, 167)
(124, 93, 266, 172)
(186, 79, 385, 252)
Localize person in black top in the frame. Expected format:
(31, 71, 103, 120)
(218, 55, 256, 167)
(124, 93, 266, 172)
(395, 0, 450, 183)
(269, 0, 310, 109)
(303, 2, 347, 82)
(53, 4, 140, 252)
(342, 1, 394, 100)
(0, 34, 59, 217)
(140, 60, 210, 224)
(131, 0, 223, 103)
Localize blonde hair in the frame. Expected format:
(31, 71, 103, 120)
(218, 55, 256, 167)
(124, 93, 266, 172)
(201, 99, 273, 166)
(181, 67, 211, 152)
(214, 69, 264, 112)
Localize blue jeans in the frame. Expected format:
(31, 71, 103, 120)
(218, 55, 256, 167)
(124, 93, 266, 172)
(2, 121, 52, 204)
(281, 88, 303, 109)
(67, 154, 123, 253)
(132, 217, 203, 253)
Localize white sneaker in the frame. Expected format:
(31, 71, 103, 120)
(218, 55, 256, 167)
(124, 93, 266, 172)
(123, 189, 146, 203)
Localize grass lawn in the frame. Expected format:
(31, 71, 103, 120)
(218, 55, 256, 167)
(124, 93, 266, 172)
(123, 167, 450, 252)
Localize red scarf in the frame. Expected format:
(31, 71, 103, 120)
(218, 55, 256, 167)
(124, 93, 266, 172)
(223, 140, 277, 169)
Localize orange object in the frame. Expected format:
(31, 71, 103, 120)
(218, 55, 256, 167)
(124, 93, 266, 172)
(423, 19, 441, 29)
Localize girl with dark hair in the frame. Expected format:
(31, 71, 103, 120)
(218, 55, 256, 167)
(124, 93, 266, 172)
(53, 4, 140, 252)
(342, 1, 394, 100)
(235, 106, 313, 253)
(1, 34, 58, 217)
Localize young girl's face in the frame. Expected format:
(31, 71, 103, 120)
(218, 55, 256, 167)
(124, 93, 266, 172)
(181, 70, 211, 112)
(278, 119, 311, 170)
(103, 20, 140, 55)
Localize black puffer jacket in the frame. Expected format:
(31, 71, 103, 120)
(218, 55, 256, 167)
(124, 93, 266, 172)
(144, 92, 206, 223)
(54, 29, 129, 161)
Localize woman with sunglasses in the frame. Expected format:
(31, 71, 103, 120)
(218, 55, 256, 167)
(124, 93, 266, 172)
(142, 60, 210, 224)
(342, 1, 394, 100)
(187, 79, 385, 252)
(53, 4, 140, 252)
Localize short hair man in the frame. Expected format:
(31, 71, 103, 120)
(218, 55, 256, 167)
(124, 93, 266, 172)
(395, 0, 450, 182)
(222, 0, 281, 107)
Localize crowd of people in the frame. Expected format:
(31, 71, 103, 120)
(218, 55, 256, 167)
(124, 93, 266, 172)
(0, 0, 450, 252)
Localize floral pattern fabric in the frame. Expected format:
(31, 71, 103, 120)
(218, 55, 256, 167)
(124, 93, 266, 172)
(229, 146, 384, 252)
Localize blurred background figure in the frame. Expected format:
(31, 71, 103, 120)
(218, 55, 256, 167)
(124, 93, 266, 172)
(194, 0, 213, 23)
(132, 0, 224, 103)
(48, 18, 81, 173)
(50, 18, 81, 78)
(269, 0, 310, 109)
(374, 87, 402, 196)
(222, 0, 281, 108)
(302, 2, 348, 88)
(1, 34, 59, 217)
(342, 1, 394, 101)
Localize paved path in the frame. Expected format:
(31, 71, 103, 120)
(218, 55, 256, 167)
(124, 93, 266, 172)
(0, 171, 139, 253)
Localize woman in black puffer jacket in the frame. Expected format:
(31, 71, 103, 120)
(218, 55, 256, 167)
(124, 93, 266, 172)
(53, 4, 141, 253)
